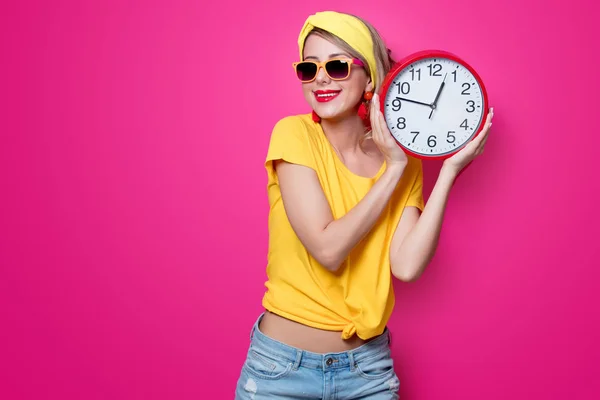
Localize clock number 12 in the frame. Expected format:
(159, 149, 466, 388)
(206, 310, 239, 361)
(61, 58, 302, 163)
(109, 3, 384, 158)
(428, 63, 442, 76)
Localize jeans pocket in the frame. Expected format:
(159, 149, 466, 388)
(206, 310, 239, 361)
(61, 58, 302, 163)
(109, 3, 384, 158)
(354, 351, 396, 380)
(243, 346, 293, 380)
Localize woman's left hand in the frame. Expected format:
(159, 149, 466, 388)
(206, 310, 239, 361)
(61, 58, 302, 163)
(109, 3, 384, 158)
(442, 107, 494, 175)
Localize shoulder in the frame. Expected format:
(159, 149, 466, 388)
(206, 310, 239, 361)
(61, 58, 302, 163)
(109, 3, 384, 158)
(265, 113, 321, 170)
(268, 113, 323, 151)
(271, 113, 318, 139)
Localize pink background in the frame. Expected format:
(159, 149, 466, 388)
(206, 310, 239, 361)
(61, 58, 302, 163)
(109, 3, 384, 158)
(1, 0, 599, 399)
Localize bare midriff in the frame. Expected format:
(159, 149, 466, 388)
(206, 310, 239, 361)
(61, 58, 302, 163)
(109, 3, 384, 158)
(258, 310, 373, 353)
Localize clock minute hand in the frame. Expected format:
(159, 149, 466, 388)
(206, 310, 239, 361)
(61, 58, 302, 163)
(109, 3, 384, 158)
(429, 73, 447, 119)
(395, 97, 432, 108)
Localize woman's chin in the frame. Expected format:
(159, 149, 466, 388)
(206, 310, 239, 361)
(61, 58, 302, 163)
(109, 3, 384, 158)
(314, 108, 355, 122)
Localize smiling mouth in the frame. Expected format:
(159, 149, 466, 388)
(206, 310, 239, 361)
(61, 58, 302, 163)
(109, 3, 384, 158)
(314, 90, 341, 102)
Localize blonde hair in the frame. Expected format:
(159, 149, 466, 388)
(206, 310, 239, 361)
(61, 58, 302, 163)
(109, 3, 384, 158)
(304, 13, 395, 143)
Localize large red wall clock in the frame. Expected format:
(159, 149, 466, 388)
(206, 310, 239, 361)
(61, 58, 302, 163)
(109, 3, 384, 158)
(379, 50, 489, 160)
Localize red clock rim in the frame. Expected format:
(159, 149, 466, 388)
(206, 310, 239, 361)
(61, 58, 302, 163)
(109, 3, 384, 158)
(378, 49, 489, 161)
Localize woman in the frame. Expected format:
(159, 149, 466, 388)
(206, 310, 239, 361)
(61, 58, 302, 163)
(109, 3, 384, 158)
(235, 10, 493, 399)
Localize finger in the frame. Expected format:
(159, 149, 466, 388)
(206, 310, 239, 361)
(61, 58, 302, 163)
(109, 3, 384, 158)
(379, 111, 395, 146)
(372, 95, 383, 143)
(477, 109, 493, 139)
(475, 121, 492, 152)
(472, 116, 492, 148)
(487, 107, 494, 122)
(369, 101, 380, 144)
(475, 123, 490, 145)
(479, 123, 491, 148)
(373, 95, 395, 145)
(370, 95, 380, 136)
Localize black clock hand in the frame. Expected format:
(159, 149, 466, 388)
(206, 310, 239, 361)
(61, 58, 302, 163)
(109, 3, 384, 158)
(429, 73, 447, 119)
(395, 97, 432, 108)
(432, 73, 447, 106)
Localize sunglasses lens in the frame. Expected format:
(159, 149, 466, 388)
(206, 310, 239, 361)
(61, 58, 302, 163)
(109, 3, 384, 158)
(326, 60, 351, 79)
(296, 62, 318, 81)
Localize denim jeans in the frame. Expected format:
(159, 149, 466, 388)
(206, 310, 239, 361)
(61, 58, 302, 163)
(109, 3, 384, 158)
(235, 313, 400, 399)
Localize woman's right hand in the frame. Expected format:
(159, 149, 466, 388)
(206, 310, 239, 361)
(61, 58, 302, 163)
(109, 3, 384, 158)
(370, 93, 408, 168)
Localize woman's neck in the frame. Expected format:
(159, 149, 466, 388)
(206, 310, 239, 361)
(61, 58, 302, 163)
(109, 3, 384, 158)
(321, 114, 365, 154)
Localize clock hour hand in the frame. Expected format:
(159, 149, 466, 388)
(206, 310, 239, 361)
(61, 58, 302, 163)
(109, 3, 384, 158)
(395, 97, 432, 108)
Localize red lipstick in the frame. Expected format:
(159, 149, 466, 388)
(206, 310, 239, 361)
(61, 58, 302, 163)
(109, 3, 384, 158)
(314, 90, 341, 103)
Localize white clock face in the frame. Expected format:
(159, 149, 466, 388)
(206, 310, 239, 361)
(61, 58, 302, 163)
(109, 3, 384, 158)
(382, 56, 485, 157)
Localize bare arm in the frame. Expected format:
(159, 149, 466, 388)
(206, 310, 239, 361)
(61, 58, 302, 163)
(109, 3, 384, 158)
(389, 166, 455, 281)
(276, 160, 405, 272)
(389, 107, 494, 281)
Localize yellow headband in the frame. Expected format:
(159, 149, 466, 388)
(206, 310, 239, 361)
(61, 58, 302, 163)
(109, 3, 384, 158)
(297, 11, 378, 88)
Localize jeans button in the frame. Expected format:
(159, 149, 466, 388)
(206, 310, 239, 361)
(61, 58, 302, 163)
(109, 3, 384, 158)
(326, 358, 333, 366)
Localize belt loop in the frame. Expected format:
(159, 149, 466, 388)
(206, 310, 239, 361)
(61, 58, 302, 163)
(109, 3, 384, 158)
(348, 351, 356, 372)
(293, 350, 303, 370)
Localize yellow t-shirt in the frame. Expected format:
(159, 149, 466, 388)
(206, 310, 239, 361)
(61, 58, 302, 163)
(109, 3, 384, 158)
(261, 113, 424, 340)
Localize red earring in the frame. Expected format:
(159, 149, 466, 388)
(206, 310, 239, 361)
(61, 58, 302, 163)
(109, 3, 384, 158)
(358, 91, 374, 128)
(312, 110, 321, 123)
(358, 103, 371, 128)
(358, 102, 368, 121)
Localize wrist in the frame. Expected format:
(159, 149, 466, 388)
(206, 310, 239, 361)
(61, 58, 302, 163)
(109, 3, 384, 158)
(440, 164, 459, 182)
(384, 162, 406, 179)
